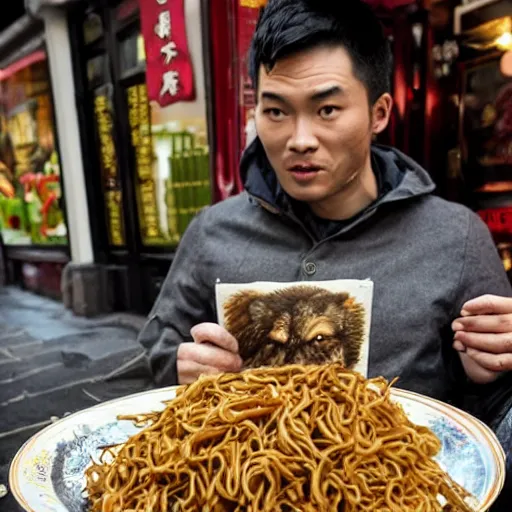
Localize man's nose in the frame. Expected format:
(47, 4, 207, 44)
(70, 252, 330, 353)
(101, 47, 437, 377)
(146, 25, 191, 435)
(287, 118, 319, 153)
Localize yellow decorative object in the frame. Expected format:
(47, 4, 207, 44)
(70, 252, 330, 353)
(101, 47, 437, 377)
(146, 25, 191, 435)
(496, 31, 512, 50)
(482, 104, 497, 128)
(461, 17, 512, 51)
(240, 0, 267, 7)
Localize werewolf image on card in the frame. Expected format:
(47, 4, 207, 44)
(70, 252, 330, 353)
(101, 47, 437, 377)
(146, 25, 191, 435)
(222, 285, 366, 370)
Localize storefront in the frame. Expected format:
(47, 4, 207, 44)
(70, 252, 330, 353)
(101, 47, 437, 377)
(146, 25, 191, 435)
(66, 0, 213, 313)
(9, 0, 508, 316)
(452, 0, 512, 279)
(0, 14, 70, 299)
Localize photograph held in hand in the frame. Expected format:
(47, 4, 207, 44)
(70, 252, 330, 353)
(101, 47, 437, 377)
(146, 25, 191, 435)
(217, 280, 372, 373)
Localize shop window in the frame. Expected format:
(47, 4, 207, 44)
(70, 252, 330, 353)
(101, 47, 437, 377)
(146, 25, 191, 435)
(119, 31, 146, 75)
(0, 56, 67, 246)
(461, 55, 512, 193)
(126, 83, 211, 247)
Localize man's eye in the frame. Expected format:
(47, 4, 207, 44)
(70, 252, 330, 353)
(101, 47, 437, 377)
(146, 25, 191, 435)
(319, 106, 340, 119)
(264, 108, 286, 120)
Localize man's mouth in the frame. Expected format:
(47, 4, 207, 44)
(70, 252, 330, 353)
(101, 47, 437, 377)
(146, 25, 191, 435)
(289, 165, 322, 173)
(287, 165, 322, 183)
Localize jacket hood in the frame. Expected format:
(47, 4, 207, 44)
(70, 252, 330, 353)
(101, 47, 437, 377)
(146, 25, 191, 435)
(240, 137, 436, 212)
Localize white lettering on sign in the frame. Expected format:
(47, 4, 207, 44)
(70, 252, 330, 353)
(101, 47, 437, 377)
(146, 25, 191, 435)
(161, 41, 178, 65)
(160, 70, 180, 97)
(154, 11, 171, 39)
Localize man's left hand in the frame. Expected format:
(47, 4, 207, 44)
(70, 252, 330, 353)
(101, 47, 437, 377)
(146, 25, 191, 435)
(452, 295, 512, 384)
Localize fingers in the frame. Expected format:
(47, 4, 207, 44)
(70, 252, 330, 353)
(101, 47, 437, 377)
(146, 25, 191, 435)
(452, 295, 512, 383)
(191, 323, 239, 353)
(461, 295, 512, 316)
(178, 342, 242, 373)
(454, 330, 512, 354)
(461, 347, 512, 374)
(452, 314, 512, 334)
(458, 353, 502, 385)
(177, 359, 222, 385)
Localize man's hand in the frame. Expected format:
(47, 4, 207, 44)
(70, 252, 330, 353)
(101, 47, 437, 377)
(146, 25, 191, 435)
(452, 295, 512, 384)
(177, 323, 243, 384)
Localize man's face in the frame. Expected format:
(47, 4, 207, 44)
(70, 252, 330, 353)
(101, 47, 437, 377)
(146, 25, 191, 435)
(255, 45, 391, 216)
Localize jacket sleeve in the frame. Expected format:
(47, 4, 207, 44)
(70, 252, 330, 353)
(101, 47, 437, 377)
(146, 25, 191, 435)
(137, 209, 215, 385)
(453, 211, 512, 313)
(448, 211, 512, 422)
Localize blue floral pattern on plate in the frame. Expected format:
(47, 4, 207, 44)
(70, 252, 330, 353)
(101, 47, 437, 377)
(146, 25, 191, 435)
(9, 387, 506, 512)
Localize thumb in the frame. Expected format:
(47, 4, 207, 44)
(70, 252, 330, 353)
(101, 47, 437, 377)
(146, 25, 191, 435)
(190, 323, 239, 354)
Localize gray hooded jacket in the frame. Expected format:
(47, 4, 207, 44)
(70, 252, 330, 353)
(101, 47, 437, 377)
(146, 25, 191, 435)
(138, 141, 512, 416)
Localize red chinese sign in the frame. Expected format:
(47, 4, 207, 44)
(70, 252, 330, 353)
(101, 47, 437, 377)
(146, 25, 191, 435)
(478, 207, 512, 235)
(139, 0, 196, 107)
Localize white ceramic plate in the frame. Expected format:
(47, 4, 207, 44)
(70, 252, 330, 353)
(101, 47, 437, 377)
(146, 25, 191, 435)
(9, 386, 506, 512)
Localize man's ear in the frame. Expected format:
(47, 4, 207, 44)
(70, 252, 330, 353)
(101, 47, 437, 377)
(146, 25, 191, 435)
(371, 93, 393, 135)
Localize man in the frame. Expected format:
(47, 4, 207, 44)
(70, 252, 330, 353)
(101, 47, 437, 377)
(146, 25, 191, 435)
(139, 0, 511, 460)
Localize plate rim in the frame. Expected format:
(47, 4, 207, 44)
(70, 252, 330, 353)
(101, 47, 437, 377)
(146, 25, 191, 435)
(9, 386, 507, 512)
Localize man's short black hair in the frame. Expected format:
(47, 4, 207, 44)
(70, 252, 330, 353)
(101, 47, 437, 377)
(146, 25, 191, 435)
(249, 0, 393, 105)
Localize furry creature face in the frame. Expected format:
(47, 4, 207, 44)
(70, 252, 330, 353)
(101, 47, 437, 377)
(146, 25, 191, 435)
(222, 285, 365, 370)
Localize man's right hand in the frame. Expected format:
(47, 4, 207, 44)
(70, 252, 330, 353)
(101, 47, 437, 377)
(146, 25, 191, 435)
(177, 323, 243, 384)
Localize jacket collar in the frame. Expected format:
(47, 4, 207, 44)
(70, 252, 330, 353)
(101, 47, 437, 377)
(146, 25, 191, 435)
(240, 137, 436, 214)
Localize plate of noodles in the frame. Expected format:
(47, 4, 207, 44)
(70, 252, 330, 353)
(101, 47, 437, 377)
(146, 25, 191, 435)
(9, 364, 506, 512)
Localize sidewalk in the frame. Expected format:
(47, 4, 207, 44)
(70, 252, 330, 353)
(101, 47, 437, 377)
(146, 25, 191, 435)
(0, 287, 153, 511)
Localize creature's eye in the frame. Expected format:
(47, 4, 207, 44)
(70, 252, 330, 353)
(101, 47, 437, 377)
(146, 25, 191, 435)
(314, 335, 324, 342)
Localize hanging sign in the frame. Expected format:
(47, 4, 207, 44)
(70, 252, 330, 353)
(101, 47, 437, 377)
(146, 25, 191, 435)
(139, 0, 196, 107)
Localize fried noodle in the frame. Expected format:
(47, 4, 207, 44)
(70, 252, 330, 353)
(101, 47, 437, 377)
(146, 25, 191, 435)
(85, 363, 475, 511)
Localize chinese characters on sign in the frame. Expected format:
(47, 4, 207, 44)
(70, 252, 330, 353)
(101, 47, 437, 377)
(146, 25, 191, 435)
(154, 11, 171, 39)
(138, 0, 196, 106)
(127, 84, 161, 242)
(93, 90, 125, 246)
(161, 41, 178, 65)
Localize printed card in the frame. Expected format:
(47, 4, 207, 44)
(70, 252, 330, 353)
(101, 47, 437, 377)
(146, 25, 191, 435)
(216, 279, 373, 377)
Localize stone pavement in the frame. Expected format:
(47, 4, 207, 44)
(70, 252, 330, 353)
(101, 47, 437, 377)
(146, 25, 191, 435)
(0, 287, 153, 512)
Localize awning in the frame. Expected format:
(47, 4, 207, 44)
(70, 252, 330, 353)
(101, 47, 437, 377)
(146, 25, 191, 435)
(0, 49, 46, 81)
